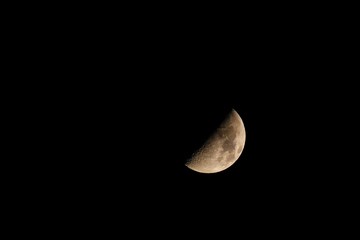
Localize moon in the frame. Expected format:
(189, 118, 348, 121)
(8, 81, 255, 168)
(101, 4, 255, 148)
(185, 109, 246, 173)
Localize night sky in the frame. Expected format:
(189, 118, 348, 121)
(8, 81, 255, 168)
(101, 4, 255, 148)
(37, 12, 355, 235)
(66, 77, 311, 216)
(62, 64, 348, 230)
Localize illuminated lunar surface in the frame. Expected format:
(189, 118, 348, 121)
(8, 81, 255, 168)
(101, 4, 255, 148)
(185, 109, 246, 173)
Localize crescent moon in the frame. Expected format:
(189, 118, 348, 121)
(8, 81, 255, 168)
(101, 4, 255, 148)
(185, 109, 246, 173)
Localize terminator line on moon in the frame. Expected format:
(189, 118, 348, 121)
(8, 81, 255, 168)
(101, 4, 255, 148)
(185, 109, 246, 173)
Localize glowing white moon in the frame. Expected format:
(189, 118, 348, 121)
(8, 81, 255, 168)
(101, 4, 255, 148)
(185, 109, 246, 173)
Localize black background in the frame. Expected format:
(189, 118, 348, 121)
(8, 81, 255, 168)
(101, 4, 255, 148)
(14, 6, 357, 235)
(50, 46, 344, 227)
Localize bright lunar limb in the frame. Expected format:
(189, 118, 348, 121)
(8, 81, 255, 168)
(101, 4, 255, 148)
(185, 109, 246, 173)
